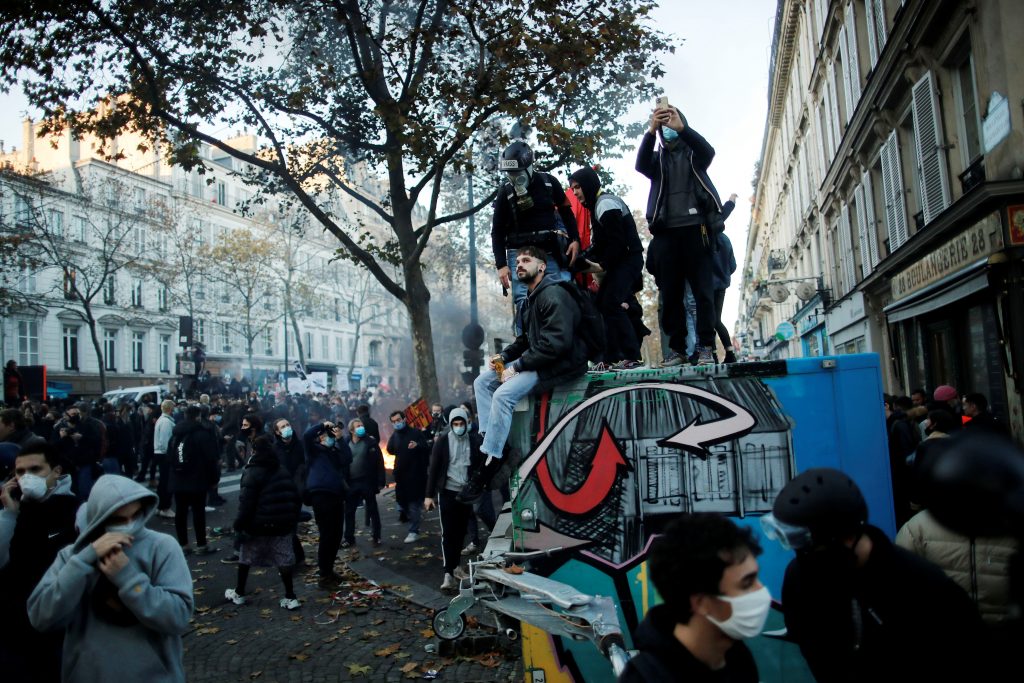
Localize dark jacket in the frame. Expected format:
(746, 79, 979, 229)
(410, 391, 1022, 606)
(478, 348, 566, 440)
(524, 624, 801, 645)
(619, 605, 758, 683)
(388, 426, 430, 505)
(424, 429, 485, 500)
(2, 427, 47, 453)
(303, 426, 352, 498)
(782, 525, 986, 683)
(0, 478, 79, 636)
(52, 416, 104, 469)
(347, 437, 386, 490)
(4, 367, 25, 405)
(166, 419, 220, 494)
(501, 275, 588, 394)
(235, 447, 301, 537)
(710, 204, 737, 291)
(635, 126, 722, 229)
(491, 172, 580, 269)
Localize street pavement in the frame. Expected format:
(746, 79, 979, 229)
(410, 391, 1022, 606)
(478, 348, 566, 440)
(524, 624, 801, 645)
(151, 471, 523, 682)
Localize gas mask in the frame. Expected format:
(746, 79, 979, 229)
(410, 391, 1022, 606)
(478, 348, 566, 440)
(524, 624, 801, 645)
(508, 170, 534, 210)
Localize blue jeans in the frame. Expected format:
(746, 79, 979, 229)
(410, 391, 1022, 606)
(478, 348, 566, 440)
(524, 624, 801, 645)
(474, 367, 539, 457)
(507, 248, 571, 335)
(403, 499, 423, 534)
(684, 282, 697, 357)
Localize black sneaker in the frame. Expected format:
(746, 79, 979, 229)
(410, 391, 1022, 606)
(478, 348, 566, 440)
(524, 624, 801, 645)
(724, 350, 738, 364)
(220, 552, 240, 565)
(457, 456, 502, 504)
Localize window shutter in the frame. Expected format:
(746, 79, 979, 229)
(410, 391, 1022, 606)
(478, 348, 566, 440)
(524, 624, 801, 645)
(845, 2, 861, 105)
(840, 203, 856, 293)
(862, 170, 881, 267)
(880, 131, 909, 251)
(839, 26, 854, 125)
(854, 185, 871, 278)
(826, 67, 840, 153)
(911, 71, 951, 224)
(872, 0, 887, 59)
(865, 0, 879, 65)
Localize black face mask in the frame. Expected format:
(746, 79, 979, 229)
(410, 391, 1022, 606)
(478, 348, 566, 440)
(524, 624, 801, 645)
(796, 537, 861, 583)
(67, 415, 80, 424)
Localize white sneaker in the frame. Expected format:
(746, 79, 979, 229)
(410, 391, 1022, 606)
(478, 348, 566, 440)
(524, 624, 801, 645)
(157, 509, 175, 518)
(224, 588, 245, 605)
(461, 542, 478, 556)
(279, 597, 301, 610)
(403, 532, 419, 544)
(204, 506, 215, 512)
(440, 573, 456, 591)
(453, 566, 469, 581)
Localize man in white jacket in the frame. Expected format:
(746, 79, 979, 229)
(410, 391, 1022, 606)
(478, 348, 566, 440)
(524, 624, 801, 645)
(153, 399, 176, 518)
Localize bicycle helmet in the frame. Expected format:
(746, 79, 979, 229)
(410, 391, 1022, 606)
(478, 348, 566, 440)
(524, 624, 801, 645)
(765, 468, 868, 548)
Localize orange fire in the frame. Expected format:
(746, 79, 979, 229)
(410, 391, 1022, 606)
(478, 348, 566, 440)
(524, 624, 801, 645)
(380, 443, 395, 471)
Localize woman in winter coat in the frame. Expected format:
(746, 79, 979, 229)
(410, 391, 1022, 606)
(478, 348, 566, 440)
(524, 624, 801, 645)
(224, 435, 302, 610)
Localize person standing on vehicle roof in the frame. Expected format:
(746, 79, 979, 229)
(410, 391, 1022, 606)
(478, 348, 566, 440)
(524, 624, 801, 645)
(636, 100, 725, 366)
(492, 141, 581, 332)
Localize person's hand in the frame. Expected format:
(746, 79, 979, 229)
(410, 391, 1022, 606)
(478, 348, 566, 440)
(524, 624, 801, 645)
(497, 266, 511, 290)
(729, 193, 738, 203)
(92, 532, 133, 560)
(98, 548, 129, 578)
(661, 107, 684, 132)
(566, 240, 580, 266)
(1, 478, 20, 513)
(488, 354, 502, 371)
(648, 111, 662, 134)
(501, 366, 519, 383)
(407, 440, 417, 450)
(424, 497, 435, 511)
(581, 259, 604, 274)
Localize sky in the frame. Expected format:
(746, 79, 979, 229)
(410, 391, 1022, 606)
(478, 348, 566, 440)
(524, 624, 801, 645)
(0, 0, 777, 335)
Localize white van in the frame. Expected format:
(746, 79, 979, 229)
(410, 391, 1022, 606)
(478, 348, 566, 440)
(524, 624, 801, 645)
(101, 384, 171, 407)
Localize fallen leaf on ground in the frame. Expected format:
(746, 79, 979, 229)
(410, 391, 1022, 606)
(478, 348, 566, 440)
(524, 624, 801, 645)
(394, 651, 410, 659)
(289, 653, 309, 662)
(249, 673, 262, 680)
(196, 626, 221, 635)
(225, 639, 239, 645)
(347, 663, 371, 677)
(374, 643, 400, 657)
(362, 629, 381, 639)
(420, 628, 435, 638)
(290, 615, 302, 622)
(323, 635, 339, 643)
(401, 663, 418, 673)
(371, 618, 384, 625)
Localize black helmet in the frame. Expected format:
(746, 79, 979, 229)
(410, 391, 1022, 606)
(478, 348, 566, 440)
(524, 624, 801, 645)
(499, 141, 534, 174)
(772, 468, 867, 544)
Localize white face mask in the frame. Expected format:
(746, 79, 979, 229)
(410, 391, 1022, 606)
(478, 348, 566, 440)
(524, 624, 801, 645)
(706, 585, 772, 640)
(452, 425, 467, 436)
(106, 516, 146, 536)
(18, 473, 50, 501)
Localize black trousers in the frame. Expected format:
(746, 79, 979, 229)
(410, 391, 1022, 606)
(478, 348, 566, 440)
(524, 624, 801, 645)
(646, 228, 715, 350)
(310, 492, 345, 576)
(438, 489, 474, 575)
(596, 252, 644, 363)
(173, 490, 207, 547)
(714, 288, 732, 349)
(344, 479, 380, 543)
(155, 453, 172, 509)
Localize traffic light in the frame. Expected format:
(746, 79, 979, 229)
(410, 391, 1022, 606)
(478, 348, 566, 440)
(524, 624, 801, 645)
(463, 348, 484, 368)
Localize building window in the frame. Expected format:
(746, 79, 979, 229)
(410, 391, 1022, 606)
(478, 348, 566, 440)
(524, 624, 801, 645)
(334, 336, 342, 361)
(194, 318, 205, 343)
(195, 283, 206, 300)
(133, 225, 146, 254)
(134, 187, 146, 213)
(369, 340, 382, 366)
(321, 334, 329, 360)
(159, 334, 170, 373)
(219, 322, 232, 354)
(17, 320, 39, 366)
(72, 215, 87, 242)
(334, 298, 341, 322)
(216, 181, 227, 206)
(48, 209, 65, 238)
(131, 279, 144, 308)
(347, 302, 355, 322)
(103, 329, 118, 371)
(17, 259, 36, 294)
(14, 194, 32, 228)
(263, 328, 274, 356)
(63, 326, 79, 370)
(387, 343, 394, 367)
(63, 270, 77, 300)
(103, 277, 116, 305)
(132, 332, 145, 372)
(304, 332, 313, 358)
(158, 286, 169, 312)
(951, 37, 981, 165)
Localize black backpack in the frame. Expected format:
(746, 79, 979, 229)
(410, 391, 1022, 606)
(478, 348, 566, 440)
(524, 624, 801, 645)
(557, 281, 606, 363)
(172, 430, 197, 474)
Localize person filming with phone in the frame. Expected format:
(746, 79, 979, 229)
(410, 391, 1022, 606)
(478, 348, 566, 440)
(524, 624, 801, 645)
(636, 96, 726, 367)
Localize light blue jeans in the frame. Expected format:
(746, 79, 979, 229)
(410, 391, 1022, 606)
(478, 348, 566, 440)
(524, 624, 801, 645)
(684, 282, 697, 357)
(507, 248, 571, 335)
(474, 367, 539, 457)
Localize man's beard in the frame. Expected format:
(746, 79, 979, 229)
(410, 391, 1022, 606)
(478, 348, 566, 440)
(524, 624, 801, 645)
(518, 267, 541, 285)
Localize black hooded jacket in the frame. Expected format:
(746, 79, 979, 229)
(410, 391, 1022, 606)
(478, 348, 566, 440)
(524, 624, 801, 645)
(167, 419, 220, 494)
(500, 275, 588, 394)
(635, 121, 722, 231)
(569, 167, 643, 269)
(236, 443, 301, 536)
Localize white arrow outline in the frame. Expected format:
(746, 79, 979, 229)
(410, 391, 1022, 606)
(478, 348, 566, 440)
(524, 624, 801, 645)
(517, 382, 758, 480)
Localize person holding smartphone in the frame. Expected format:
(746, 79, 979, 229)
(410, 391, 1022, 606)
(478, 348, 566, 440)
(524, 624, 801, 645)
(636, 96, 725, 367)
(0, 443, 79, 682)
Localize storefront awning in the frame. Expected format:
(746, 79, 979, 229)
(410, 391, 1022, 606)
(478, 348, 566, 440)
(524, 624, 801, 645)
(883, 258, 990, 323)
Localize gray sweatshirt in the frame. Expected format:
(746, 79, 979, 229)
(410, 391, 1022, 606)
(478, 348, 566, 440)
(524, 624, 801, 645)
(27, 475, 194, 683)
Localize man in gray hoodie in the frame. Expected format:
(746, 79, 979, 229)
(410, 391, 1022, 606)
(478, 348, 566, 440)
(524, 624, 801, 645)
(27, 475, 194, 683)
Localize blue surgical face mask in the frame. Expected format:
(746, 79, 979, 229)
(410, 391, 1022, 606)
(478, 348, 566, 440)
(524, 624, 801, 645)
(393, 421, 405, 431)
(662, 127, 679, 142)
(280, 426, 293, 440)
(452, 425, 467, 437)
(106, 515, 146, 537)
(324, 436, 336, 448)
(355, 426, 367, 438)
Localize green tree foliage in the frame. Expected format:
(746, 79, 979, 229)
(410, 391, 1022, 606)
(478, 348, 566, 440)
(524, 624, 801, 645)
(0, 0, 671, 401)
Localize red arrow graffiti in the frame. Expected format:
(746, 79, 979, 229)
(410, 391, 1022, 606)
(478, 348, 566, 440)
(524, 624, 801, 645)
(536, 422, 628, 516)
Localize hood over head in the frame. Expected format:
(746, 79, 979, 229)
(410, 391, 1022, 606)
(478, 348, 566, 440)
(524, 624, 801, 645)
(73, 475, 157, 552)
(448, 407, 470, 433)
(568, 167, 601, 210)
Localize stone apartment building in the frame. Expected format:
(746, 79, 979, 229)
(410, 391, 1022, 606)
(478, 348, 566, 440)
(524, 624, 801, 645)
(741, 0, 1023, 436)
